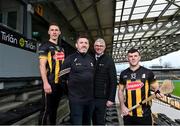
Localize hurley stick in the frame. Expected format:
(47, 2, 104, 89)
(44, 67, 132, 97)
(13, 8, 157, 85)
(128, 80, 174, 112)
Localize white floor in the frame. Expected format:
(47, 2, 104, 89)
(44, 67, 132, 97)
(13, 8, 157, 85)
(151, 99, 180, 121)
(115, 88, 180, 121)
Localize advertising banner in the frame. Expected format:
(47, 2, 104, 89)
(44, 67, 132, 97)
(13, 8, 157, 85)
(0, 25, 37, 52)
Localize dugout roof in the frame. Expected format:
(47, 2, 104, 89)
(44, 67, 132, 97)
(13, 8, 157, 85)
(29, 0, 180, 63)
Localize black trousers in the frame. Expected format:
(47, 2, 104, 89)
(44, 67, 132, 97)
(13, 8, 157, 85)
(92, 99, 107, 125)
(69, 100, 94, 125)
(123, 114, 152, 125)
(38, 84, 63, 125)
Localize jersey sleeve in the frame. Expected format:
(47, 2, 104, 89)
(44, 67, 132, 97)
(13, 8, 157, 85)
(119, 71, 126, 85)
(148, 70, 156, 84)
(38, 44, 48, 59)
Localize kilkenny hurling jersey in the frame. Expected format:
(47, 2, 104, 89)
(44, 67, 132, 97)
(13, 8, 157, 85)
(38, 41, 65, 84)
(119, 66, 156, 117)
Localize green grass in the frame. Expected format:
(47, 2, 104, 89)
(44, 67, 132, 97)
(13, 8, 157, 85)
(172, 81, 180, 97)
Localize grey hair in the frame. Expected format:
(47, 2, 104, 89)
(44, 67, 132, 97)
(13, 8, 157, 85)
(94, 38, 106, 45)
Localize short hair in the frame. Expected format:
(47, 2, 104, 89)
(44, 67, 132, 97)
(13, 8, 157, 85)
(128, 48, 140, 55)
(76, 35, 89, 43)
(94, 38, 106, 45)
(49, 22, 60, 29)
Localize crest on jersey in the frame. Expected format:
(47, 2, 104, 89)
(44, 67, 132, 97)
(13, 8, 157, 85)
(131, 73, 136, 79)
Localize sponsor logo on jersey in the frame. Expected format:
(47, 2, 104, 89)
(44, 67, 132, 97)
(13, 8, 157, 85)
(126, 81, 144, 90)
(53, 52, 64, 60)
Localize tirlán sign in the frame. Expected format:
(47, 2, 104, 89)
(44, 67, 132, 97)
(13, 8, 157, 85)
(0, 25, 37, 52)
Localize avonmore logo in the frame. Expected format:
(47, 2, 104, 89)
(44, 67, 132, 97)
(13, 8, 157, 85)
(126, 81, 144, 90)
(53, 52, 65, 61)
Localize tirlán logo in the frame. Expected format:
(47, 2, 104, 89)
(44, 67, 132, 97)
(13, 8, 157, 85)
(126, 81, 144, 90)
(0, 25, 36, 52)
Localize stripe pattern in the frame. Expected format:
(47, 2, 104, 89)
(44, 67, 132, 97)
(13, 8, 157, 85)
(120, 66, 156, 117)
(39, 42, 64, 84)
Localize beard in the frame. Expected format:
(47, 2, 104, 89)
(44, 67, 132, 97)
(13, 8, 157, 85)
(79, 48, 88, 53)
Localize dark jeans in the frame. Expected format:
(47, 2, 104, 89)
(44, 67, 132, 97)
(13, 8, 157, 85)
(69, 100, 94, 125)
(38, 84, 63, 125)
(92, 99, 107, 125)
(123, 114, 152, 125)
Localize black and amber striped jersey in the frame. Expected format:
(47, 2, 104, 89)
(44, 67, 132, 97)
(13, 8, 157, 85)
(119, 66, 156, 117)
(38, 41, 65, 84)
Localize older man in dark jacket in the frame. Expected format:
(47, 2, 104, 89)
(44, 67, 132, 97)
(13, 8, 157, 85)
(92, 38, 117, 125)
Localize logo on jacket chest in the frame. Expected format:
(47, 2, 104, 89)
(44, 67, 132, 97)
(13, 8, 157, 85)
(99, 63, 104, 67)
(75, 62, 94, 67)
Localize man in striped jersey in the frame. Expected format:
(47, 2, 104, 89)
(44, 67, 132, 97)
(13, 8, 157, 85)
(118, 48, 162, 125)
(38, 22, 65, 125)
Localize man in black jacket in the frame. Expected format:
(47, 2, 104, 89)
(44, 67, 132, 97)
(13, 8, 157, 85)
(61, 35, 94, 125)
(92, 38, 117, 125)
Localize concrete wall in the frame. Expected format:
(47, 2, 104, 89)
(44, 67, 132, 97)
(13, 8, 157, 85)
(0, 43, 39, 77)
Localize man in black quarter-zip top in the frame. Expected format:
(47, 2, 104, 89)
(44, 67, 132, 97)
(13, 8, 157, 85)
(61, 35, 94, 125)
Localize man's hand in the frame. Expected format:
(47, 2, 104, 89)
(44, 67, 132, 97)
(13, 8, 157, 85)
(155, 90, 164, 98)
(106, 100, 114, 107)
(43, 82, 52, 94)
(120, 104, 129, 116)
